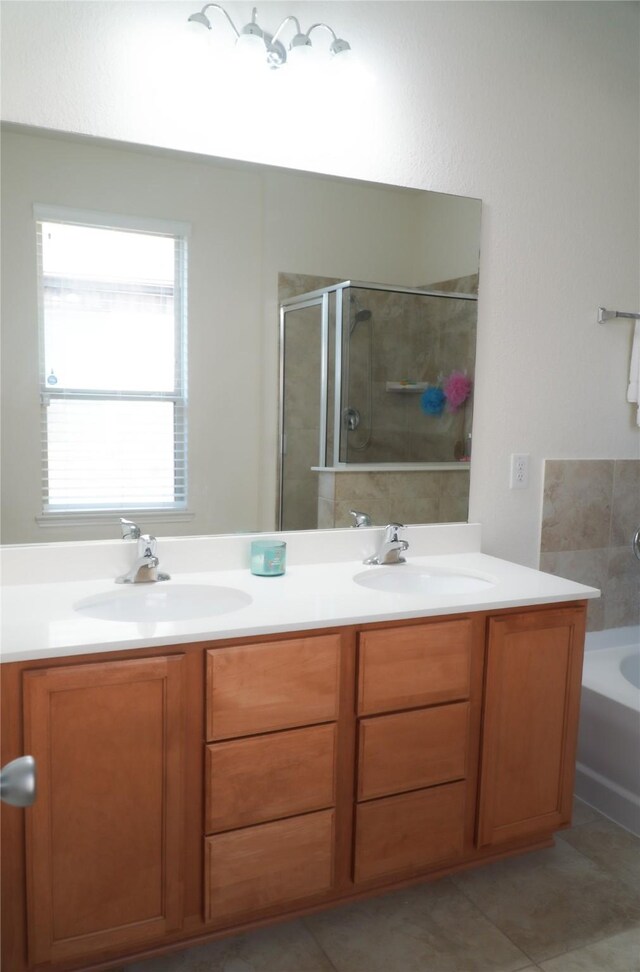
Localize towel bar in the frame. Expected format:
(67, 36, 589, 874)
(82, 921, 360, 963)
(598, 307, 640, 324)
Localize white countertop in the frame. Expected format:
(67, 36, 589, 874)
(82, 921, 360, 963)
(1, 526, 599, 663)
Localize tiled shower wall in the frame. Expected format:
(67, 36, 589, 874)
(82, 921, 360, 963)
(317, 469, 470, 529)
(540, 459, 640, 631)
(344, 285, 476, 463)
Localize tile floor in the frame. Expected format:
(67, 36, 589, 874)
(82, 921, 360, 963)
(124, 801, 640, 972)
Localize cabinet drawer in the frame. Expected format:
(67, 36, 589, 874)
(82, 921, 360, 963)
(358, 621, 472, 715)
(204, 809, 335, 923)
(205, 724, 336, 833)
(357, 702, 469, 801)
(207, 635, 340, 741)
(354, 782, 466, 884)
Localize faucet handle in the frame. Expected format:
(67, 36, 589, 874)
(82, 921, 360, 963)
(138, 534, 157, 558)
(384, 522, 405, 541)
(349, 509, 372, 528)
(120, 518, 141, 541)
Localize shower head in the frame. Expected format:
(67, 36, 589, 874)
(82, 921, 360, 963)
(349, 296, 372, 334)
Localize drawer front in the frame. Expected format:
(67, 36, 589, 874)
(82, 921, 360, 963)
(354, 782, 466, 884)
(357, 702, 469, 801)
(358, 621, 472, 715)
(204, 809, 335, 923)
(207, 635, 340, 741)
(206, 724, 337, 833)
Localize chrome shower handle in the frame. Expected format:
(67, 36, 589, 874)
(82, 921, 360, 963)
(633, 527, 640, 562)
(0, 755, 37, 807)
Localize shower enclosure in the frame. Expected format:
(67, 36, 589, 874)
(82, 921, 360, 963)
(278, 280, 477, 531)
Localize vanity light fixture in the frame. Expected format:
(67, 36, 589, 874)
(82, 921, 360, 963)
(187, 4, 352, 69)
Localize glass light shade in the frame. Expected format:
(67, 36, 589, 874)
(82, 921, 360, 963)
(330, 38, 351, 58)
(187, 12, 211, 29)
(287, 42, 314, 66)
(235, 30, 266, 65)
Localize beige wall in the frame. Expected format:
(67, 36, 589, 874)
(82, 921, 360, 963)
(1, 2, 638, 566)
(418, 194, 481, 288)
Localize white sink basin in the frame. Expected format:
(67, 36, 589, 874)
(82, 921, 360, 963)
(353, 564, 496, 596)
(74, 584, 252, 623)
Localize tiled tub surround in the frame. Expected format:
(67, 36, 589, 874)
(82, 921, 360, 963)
(540, 459, 640, 631)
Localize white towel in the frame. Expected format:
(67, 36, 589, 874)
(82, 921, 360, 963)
(627, 321, 640, 426)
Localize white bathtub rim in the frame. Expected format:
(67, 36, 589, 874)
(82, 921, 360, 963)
(582, 628, 640, 712)
(584, 624, 639, 653)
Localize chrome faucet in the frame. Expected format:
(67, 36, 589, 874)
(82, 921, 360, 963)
(116, 518, 170, 584)
(349, 509, 372, 528)
(364, 523, 409, 565)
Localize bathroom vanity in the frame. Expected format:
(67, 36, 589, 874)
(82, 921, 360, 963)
(0, 526, 597, 971)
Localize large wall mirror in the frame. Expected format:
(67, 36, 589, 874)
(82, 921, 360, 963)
(0, 124, 481, 545)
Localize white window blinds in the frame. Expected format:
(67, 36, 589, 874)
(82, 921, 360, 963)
(36, 207, 188, 514)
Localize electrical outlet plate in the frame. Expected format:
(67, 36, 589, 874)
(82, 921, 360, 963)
(510, 453, 530, 489)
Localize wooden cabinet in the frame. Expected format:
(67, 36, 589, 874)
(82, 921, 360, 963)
(1, 602, 588, 971)
(204, 634, 343, 926)
(352, 615, 484, 885)
(21, 654, 186, 966)
(357, 703, 470, 801)
(477, 606, 586, 847)
(354, 783, 467, 884)
(357, 619, 473, 715)
(204, 810, 335, 923)
(206, 634, 340, 740)
(205, 723, 336, 833)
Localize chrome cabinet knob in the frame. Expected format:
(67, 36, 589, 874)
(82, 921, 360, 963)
(0, 755, 37, 807)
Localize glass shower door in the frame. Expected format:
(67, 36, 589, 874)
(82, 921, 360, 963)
(279, 296, 328, 530)
(339, 286, 476, 464)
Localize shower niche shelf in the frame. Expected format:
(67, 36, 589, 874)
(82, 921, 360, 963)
(385, 381, 429, 393)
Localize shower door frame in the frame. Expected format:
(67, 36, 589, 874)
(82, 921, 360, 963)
(277, 291, 330, 530)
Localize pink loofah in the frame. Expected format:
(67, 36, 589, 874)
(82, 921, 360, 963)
(443, 371, 472, 411)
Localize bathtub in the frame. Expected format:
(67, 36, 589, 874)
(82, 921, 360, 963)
(575, 625, 640, 836)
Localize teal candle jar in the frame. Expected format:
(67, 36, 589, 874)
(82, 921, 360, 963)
(250, 539, 287, 577)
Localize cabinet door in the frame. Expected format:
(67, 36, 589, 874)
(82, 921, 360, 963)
(477, 606, 586, 847)
(23, 654, 185, 966)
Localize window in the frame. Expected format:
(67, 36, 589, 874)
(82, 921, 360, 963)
(36, 207, 188, 516)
